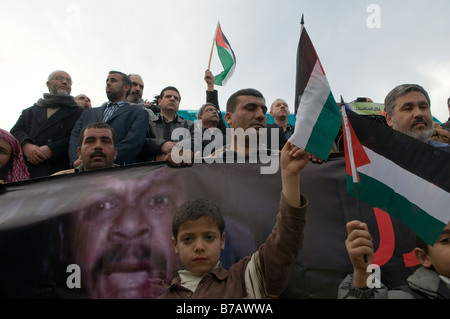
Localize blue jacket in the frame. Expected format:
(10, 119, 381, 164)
(69, 101, 149, 165)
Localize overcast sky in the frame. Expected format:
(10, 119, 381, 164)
(1, 0, 450, 131)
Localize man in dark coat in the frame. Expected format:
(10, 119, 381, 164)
(10, 70, 84, 178)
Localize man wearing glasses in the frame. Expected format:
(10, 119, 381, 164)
(10, 70, 84, 178)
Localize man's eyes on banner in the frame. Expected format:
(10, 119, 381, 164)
(146, 193, 177, 212)
(83, 198, 121, 221)
(81, 193, 177, 221)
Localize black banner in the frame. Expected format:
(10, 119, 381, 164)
(0, 154, 419, 298)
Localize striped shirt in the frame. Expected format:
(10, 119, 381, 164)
(102, 100, 127, 122)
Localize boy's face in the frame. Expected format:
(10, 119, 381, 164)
(427, 222, 450, 278)
(172, 216, 225, 276)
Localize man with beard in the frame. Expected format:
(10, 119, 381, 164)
(67, 167, 186, 299)
(126, 74, 156, 121)
(69, 71, 149, 167)
(10, 70, 84, 178)
(384, 84, 449, 149)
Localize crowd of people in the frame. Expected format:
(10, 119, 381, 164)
(0, 68, 449, 299)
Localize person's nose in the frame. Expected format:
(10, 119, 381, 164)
(193, 239, 206, 252)
(255, 107, 265, 120)
(93, 140, 103, 150)
(411, 106, 427, 120)
(108, 208, 150, 241)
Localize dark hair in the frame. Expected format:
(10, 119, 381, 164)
(226, 88, 265, 112)
(78, 122, 117, 147)
(172, 199, 225, 240)
(108, 71, 131, 97)
(415, 235, 429, 254)
(159, 86, 181, 101)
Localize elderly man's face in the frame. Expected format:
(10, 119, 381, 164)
(47, 71, 72, 95)
(385, 91, 433, 142)
(198, 105, 220, 128)
(70, 169, 185, 299)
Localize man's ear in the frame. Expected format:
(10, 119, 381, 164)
(220, 232, 226, 250)
(385, 113, 393, 128)
(114, 147, 118, 160)
(414, 247, 432, 268)
(224, 112, 232, 127)
(77, 147, 82, 160)
(172, 236, 179, 254)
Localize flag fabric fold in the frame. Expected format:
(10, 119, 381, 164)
(343, 109, 449, 245)
(289, 21, 341, 160)
(213, 22, 236, 86)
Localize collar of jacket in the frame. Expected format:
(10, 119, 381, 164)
(153, 113, 181, 123)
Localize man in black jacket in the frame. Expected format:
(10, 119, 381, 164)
(139, 86, 194, 162)
(10, 70, 84, 178)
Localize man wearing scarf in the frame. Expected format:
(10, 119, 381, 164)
(10, 70, 84, 178)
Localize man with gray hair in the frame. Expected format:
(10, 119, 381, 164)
(384, 84, 449, 148)
(10, 70, 84, 178)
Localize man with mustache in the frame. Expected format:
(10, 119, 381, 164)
(76, 122, 117, 172)
(68, 167, 186, 298)
(52, 122, 117, 175)
(384, 84, 449, 149)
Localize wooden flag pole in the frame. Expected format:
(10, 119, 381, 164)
(207, 36, 215, 70)
(208, 22, 219, 70)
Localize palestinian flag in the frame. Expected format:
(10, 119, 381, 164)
(213, 22, 236, 86)
(289, 18, 341, 160)
(342, 108, 449, 246)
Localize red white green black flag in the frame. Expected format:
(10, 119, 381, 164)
(289, 17, 342, 160)
(342, 107, 449, 246)
(212, 22, 236, 86)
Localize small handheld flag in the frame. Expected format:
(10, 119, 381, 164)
(208, 22, 236, 86)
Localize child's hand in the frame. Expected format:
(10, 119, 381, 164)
(280, 142, 310, 175)
(280, 142, 310, 207)
(345, 220, 374, 288)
